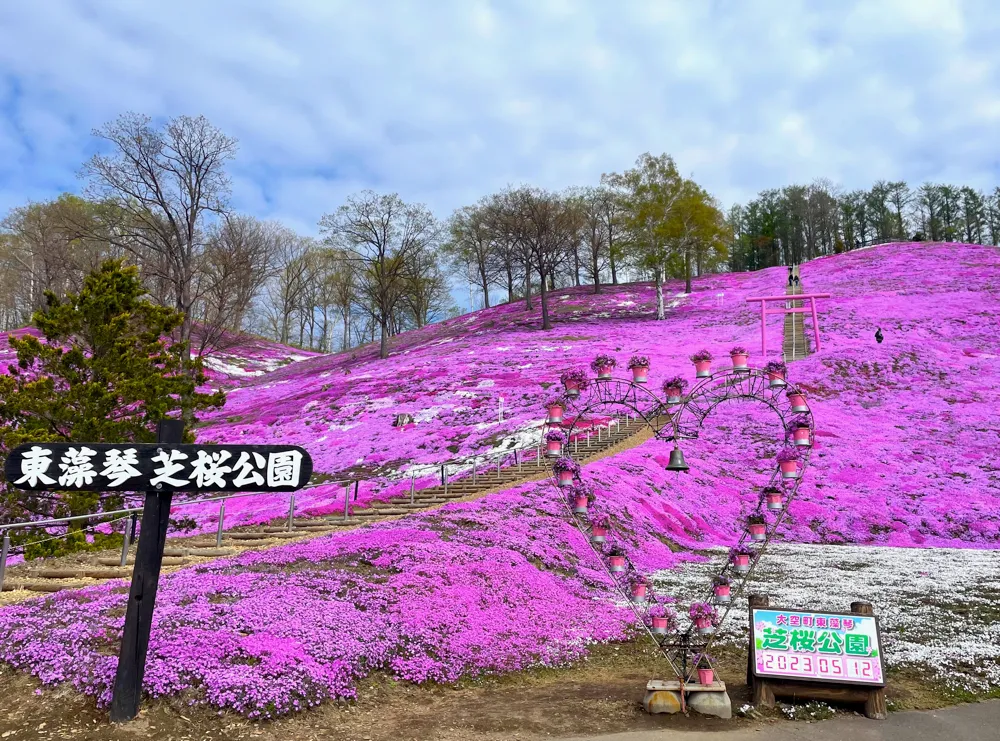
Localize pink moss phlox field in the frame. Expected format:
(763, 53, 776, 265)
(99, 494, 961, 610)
(0, 485, 660, 718)
(180, 241, 1000, 549)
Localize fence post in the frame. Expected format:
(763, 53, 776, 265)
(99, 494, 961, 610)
(443, 465, 449, 496)
(517, 450, 521, 473)
(473, 457, 477, 484)
(497, 456, 501, 478)
(344, 483, 350, 521)
(216, 500, 226, 547)
(129, 512, 138, 548)
(119, 519, 132, 568)
(0, 532, 8, 593)
(410, 472, 415, 505)
(287, 492, 296, 531)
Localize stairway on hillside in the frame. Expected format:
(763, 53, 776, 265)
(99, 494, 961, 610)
(1, 414, 651, 598)
(783, 268, 810, 361)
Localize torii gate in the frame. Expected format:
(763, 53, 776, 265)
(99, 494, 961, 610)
(745, 293, 830, 359)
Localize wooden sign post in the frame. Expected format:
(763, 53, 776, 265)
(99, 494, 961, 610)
(747, 594, 887, 719)
(3, 425, 313, 722)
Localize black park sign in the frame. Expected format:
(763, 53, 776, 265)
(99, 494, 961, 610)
(2, 422, 314, 724)
(4, 443, 312, 493)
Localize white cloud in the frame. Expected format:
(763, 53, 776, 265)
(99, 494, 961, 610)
(0, 0, 998, 233)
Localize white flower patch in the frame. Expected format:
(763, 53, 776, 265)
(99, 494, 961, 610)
(495, 347, 511, 352)
(413, 406, 443, 423)
(654, 543, 1000, 691)
(476, 379, 495, 388)
(454, 390, 479, 398)
(201, 356, 263, 377)
(517, 363, 533, 369)
(618, 301, 636, 307)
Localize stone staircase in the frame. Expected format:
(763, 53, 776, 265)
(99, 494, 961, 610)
(0, 415, 650, 598)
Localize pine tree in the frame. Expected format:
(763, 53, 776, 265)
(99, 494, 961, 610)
(0, 259, 224, 556)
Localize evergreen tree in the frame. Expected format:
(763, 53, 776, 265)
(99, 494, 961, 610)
(0, 259, 224, 557)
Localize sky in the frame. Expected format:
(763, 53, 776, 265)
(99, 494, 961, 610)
(1, 0, 999, 308)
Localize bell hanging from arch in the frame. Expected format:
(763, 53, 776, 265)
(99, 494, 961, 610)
(665, 446, 689, 472)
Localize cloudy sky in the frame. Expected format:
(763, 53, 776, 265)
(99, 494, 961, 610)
(1, 0, 998, 240)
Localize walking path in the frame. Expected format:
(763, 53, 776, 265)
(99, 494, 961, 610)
(783, 267, 809, 361)
(566, 700, 1000, 741)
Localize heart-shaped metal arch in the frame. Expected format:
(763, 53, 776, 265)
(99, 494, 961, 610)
(548, 364, 814, 686)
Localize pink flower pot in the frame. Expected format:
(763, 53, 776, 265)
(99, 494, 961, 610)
(591, 525, 608, 544)
(597, 365, 613, 379)
(650, 616, 670, 634)
(780, 460, 800, 479)
(563, 380, 581, 398)
(730, 353, 749, 370)
(665, 387, 683, 405)
(749, 523, 766, 542)
(695, 617, 714, 635)
(558, 470, 574, 487)
(714, 585, 731, 603)
(546, 440, 562, 457)
(793, 427, 811, 446)
(547, 405, 564, 424)
(694, 360, 712, 377)
(698, 668, 714, 685)
(767, 371, 786, 388)
(609, 555, 626, 572)
(631, 366, 649, 383)
(765, 493, 783, 511)
(788, 393, 808, 412)
(572, 495, 589, 513)
(631, 584, 647, 601)
(733, 554, 751, 573)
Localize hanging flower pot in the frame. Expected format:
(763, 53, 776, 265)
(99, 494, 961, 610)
(560, 369, 589, 399)
(730, 346, 750, 371)
(545, 397, 566, 424)
(572, 494, 589, 513)
(748, 515, 767, 542)
(631, 583, 648, 602)
(730, 546, 755, 574)
(648, 604, 676, 635)
(627, 355, 650, 383)
(591, 354, 617, 380)
(787, 389, 809, 412)
(713, 576, 731, 604)
(764, 489, 784, 512)
(545, 430, 566, 457)
(792, 426, 812, 447)
(764, 361, 787, 388)
(608, 546, 627, 572)
(698, 667, 715, 685)
(689, 602, 718, 635)
(662, 377, 688, 405)
(691, 350, 713, 378)
(777, 447, 801, 479)
(553, 456, 580, 487)
(591, 525, 608, 544)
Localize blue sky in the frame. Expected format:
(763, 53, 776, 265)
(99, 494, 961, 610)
(1, 0, 999, 304)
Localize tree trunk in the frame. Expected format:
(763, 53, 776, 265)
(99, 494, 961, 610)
(573, 249, 581, 286)
(592, 252, 601, 294)
(478, 264, 491, 309)
(655, 267, 664, 320)
(524, 268, 533, 310)
(685, 247, 692, 294)
(342, 313, 349, 352)
(610, 246, 619, 285)
(379, 318, 389, 359)
(505, 266, 515, 303)
(539, 271, 552, 330)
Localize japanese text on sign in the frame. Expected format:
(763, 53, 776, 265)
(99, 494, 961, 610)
(5, 444, 312, 493)
(752, 608, 884, 686)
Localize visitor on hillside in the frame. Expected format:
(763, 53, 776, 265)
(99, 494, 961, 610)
(793, 276, 800, 286)
(788, 272, 794, 287)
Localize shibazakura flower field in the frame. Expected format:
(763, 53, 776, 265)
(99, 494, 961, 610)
(0, 242, 999, 718)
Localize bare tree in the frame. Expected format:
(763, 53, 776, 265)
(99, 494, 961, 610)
(81, 113, 237, 355)
(319, 191, 440, 359)
(444, 203, 499, 309)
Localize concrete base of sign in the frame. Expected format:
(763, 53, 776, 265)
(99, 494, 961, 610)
(687, 689, 733, 719)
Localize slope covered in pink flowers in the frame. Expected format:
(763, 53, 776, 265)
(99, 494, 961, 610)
(1, 242, 998, 717)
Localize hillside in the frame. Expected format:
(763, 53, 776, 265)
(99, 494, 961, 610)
(1, 242, 998, 718)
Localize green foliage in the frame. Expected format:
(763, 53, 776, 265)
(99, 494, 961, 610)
(0, 259, 225, 556)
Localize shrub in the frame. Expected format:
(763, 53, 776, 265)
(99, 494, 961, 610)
(552, 456, 581, 475)
(764, 360, 787, 375)
(690, 349, 713, 363)
(776, 446, 801, 463)
(560, 368, 589, 389)
(627, 355, 650, 370)
(545, 430, 566, 443)
(590, 354, 617, 372)
(662, 376, 688, 393)
(730, 346, 749, 356)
